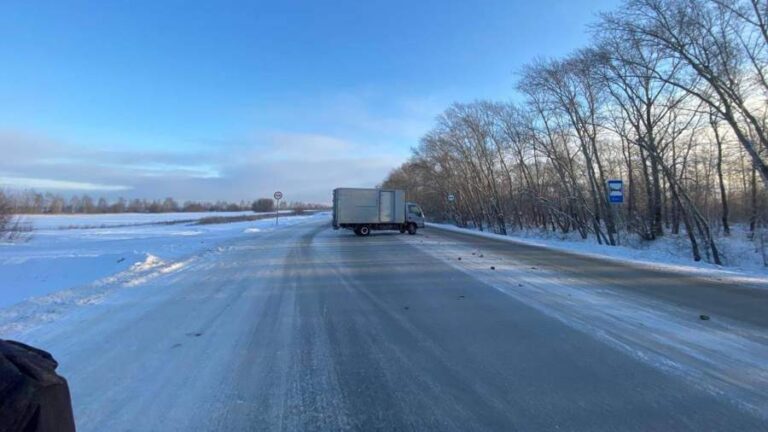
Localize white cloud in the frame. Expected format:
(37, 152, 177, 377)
(0, 128, 406, 203)
(0, 91, 439, 202)
(0, 176, 130, 191)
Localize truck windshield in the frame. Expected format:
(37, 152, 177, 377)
(408, 205, 423, 217)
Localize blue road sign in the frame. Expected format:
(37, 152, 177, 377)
(608, 180, 623, 203)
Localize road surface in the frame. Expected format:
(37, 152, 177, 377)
(21, 218, 768, 431)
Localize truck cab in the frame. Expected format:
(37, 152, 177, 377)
(406, 202, 426, 229)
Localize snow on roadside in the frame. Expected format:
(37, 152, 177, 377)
(129, 254, 164, 271)
(0, 212, 329, 337)
(404, 230, 768, 419)
(427, 222, 768, 283)
(0, 253, 194, 336)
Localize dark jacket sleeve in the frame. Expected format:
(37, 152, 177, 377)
(0, 339, 76, 432)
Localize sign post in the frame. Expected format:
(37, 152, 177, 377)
(274, 191, 283, 225)
(607, 180, 623, 245)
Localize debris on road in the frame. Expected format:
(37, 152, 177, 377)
(700, 314, 711, 321)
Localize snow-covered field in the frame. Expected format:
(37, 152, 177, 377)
(21, 210, 279, 230)
(428, 223, 768, 281)
(0, 212, 330, 336)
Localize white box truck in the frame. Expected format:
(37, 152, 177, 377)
(332, 188, 425, 236)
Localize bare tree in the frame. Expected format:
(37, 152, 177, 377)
(600, 0, 768, 187)
(0, 190, 30, 242)
(251, 198, 275, 213)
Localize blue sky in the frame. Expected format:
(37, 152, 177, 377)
(0, 0, 619, 203)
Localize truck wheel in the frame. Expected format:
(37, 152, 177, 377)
(407, 223, 417, 235)
(353, 227, 362, 236)
(359, 225, 371, 236)
(399, 226, 406, 234)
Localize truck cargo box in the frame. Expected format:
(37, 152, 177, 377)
(333, 188, 406, 226)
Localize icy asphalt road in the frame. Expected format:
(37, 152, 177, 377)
(22, 219, 768, 431)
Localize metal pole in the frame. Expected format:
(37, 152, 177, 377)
(276, 199, 280, 225)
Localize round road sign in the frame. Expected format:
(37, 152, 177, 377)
(274, 191, 283, 200)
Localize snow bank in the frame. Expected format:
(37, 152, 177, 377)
(129, 254, 164, 271)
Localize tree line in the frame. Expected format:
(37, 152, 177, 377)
(3, 191, 328, 215)
(0, 190, 329, 240)
(382, 0, 768, 264)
